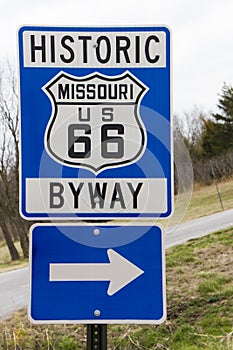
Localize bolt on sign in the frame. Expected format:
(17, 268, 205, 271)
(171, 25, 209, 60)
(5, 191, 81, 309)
(18, 26, 172, 220)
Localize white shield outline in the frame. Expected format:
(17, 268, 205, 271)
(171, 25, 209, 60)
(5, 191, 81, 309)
(43, 70, 149, 174)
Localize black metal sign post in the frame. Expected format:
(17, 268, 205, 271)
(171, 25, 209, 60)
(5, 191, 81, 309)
(87, 324, 107, 350)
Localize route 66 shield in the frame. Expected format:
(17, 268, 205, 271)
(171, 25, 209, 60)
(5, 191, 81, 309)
(43, 71, 148, 174)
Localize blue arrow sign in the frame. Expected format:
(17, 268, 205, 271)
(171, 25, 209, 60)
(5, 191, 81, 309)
(29, 224, 166, 324)
(18, 25, 172, 220)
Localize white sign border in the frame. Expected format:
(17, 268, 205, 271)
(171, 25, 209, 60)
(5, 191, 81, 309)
(29, 222, 166, 325)
(18, 25, 173, 221)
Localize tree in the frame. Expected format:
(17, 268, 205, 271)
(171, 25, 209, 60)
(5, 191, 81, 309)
(201, 83, 233, 159)
(213, 83, 233, 123)
(201, 119, 225, 158)
(0, 62, 29, 260)
(174, 106, 205, 162)
(0, 209, 19, 260)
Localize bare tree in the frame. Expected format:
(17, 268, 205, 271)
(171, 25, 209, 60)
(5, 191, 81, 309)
(0, 61, 29, 259)
(0, 209, 19, 260)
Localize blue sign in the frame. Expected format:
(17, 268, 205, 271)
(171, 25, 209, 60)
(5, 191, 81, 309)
(29, 224, 166, 324)
(18, 26, 172, 219)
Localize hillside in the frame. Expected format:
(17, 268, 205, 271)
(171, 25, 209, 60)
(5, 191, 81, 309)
(0, 227, 232, 349)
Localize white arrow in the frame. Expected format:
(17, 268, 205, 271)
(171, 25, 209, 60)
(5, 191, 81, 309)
(49, 249, 144, 296)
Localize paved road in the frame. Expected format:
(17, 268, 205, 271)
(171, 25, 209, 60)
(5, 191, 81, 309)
(0, 266, 29, 319)
(165, 208, 233, 248)
(1, 208, 233, 320)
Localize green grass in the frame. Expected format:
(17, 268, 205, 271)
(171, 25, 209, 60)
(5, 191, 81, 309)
(0, 179, 232, 348)
(1, 228, 232, 349)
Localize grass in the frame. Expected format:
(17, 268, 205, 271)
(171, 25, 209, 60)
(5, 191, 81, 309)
(0, 179, 232, 348)
(0, 241, 27, 273)
(183, 178, 233, 221)
(1, 178, 233, 271)
(162, 178, 233, 229)
(0, 227, 232, 349)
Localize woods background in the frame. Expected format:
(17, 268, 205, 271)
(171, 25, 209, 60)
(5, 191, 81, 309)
(1, 62, 233, 261)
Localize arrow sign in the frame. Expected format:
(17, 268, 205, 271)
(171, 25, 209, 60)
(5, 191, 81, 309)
(30, 224, 165, 323)
(49, 249, 144, 296)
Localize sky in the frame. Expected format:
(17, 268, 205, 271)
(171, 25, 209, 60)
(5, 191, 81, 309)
(1, 0, 233, 116)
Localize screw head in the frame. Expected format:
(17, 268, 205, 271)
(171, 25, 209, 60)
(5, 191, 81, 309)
(94, 309, 101, 317)
(93, 229, 100, 236)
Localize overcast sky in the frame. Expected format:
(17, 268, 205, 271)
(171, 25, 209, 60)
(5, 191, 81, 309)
(1, 0, 233, 115)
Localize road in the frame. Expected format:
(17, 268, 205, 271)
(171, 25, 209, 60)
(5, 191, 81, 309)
(1, 208, 233, 320)
(165, 208, 233, 248)
(0, 266, 29, 319)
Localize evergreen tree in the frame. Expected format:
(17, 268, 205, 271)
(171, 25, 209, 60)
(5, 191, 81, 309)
(201, 83, 233, 158)
(213, 83, 233, 123)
